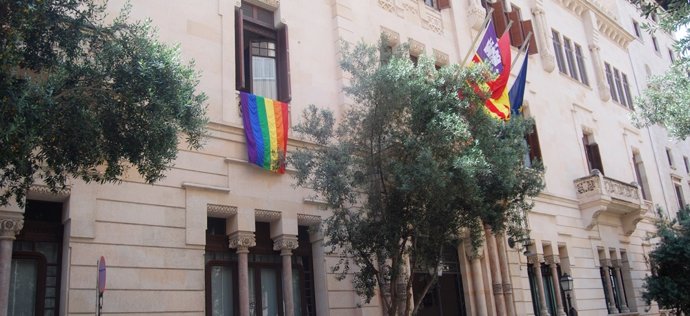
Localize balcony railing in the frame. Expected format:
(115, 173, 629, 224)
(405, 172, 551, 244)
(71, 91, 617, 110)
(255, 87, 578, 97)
(573, 170, 647, 235)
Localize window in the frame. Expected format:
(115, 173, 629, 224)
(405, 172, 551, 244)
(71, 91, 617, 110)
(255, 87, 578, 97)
(525, 123, 543, 168)
(236, 3, 291, 102)
(574, 44, 589, 86)
(675, 183, 685, 210)
(205, 220, 317, 316)
(669, 49, 676, 62)
(632, 20, 642, 38)
(528, 263, 567, 316)
(412, 244, 468, 316)
(652, 35, 659, 52)
(552, 31, 588, 85)
(583, 133, 604, 174)
(685, 156, 689, 173)
(552, 30, 567, 74)
(485, 2, 537, 53)
(605, 63, 617, 102)
(424, 0, 450, 9)
(605, 62, 634, 109)
(666, 148, 675, 167)
(10, 200, 64, 316)
(633, 151, 650, 200)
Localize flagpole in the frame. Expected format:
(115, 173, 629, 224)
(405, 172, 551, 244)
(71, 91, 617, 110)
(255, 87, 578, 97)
(461, 7, 494, 66)
(501, 20, 514, 38)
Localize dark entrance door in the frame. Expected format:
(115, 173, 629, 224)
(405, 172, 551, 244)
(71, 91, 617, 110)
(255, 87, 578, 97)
(413, 245, 467, 316)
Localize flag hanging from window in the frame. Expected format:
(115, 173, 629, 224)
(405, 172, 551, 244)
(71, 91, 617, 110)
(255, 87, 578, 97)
(471, 21, 512, 120)
(239, 92, 288, 173)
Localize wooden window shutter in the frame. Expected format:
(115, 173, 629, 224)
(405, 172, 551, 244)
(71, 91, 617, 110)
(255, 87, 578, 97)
(437, 0, 450, 9)
(277, 24, 291, 102)
(521, 20, 539, 54)
(507, 10, 523, 47)
(235, 8, 245, 90)
(527, 127, 542, 162)
(589, 143, 604, 174)
(490, 1, 507, 36)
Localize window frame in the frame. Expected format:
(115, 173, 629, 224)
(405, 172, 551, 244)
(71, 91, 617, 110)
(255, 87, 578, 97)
(552, 30, 567, 75)
(574, 43, 589, 86)
(563, 37, 580, 81)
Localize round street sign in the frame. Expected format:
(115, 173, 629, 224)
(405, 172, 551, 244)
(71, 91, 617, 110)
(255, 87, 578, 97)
(98, 256, 106, 294)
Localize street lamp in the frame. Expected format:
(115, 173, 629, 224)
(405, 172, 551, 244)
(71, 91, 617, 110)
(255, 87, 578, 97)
(559, 273, 577, 316)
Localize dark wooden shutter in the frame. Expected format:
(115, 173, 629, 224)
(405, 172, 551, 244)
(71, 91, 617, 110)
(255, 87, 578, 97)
(527, 127, 542, 162)
(235, 8, 245, 90)
(521, 20, 538, 54)
(490, 1, 507, 36)
(507, 10, 523, 47)
(589, 143, 604, 175)
(277, 24, 291, 102)
(438, 0, 450, 9)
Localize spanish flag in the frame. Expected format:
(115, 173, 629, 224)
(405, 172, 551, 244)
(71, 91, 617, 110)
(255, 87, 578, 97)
(472, 22, 512, 120)
(240, 92, 288, 173)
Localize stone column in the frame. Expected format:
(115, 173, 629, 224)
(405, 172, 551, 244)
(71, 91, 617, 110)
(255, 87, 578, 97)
(612, 260, 630, 313)
(484, 226, 506, 316)
(496, 233, 515, 316)
(273, 235, 298, 316)
(545, 255, 567, 316)
(467, 248, 489, 316)
(229, 231, 256, 316)
(600, 259, 617, 314)
(530, 6, 556, 72)
(527, 254, 551, 316)
(0, 215, 24, 316)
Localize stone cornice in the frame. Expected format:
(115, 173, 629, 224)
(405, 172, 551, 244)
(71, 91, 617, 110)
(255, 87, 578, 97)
(207, 204, 238, 218)
(255, 209, 281, 221)
(297, 214, 322, 226)
(553, 0, 635, 48)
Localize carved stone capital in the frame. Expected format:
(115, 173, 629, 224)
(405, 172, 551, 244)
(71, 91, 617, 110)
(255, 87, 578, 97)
(467, 4, 486, 31)
(0, 217, 24, 239)
(228, 231, 256, 251)
(526, 254, 543, 265)
(600, 258, 612, 267)
(531, 7, 545, 16)
(273, 235, 299, 255)
(545, 255, 560, 265)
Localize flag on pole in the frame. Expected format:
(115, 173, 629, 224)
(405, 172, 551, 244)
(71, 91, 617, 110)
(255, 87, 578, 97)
(240, 91, 289, 173)
(471, 22, 512, 120)
(509, 53, 528, 116)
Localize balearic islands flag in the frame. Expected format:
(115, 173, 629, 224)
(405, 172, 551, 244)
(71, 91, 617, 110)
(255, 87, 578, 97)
(239, 91, 288, 173)
(471, 22, 512, 120)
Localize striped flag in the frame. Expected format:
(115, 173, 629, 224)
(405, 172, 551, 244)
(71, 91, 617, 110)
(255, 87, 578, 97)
(471, 21, 512, 120)
(240, 92, 288, 173)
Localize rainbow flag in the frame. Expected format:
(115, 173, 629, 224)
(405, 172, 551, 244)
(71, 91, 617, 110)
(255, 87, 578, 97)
(240, 92, 288, 173)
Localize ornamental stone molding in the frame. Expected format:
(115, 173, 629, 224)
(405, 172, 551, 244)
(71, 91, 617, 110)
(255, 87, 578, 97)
(207, 204, 238, 218)
(0, 217, 24, 239)
(273, 235, 299, 254)
(228, 231, 256, 250)
(377, 0, 444, 34)
(502, 283, 513, 294)
(245, 0, 279, 10)
(433, 49, 449, 66)
(552, 0, 634, 48)
(379, 0, 395, 13)
(297, 214, 321, 226)
(408, 38, 425, 57)
(28, 184, 71, 201)
(492, 283, 503, 294)
(255, 209, 281, 221)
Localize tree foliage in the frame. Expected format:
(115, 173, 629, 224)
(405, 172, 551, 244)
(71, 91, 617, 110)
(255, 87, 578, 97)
(0, 0, 208, 206)
(629, 0, 690, 138)
(290, 41, 544, 315)
(643, 207, 690, 315)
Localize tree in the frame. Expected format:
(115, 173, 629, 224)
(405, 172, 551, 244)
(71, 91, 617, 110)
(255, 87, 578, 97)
(0, 0, 208, 206)
(629, 0, 690, 138)
(290, 42, 544, 315)
(643, 206, 690, 315)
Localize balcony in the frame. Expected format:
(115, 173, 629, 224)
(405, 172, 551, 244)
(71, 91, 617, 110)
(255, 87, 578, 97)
(574, 170, 647, 235)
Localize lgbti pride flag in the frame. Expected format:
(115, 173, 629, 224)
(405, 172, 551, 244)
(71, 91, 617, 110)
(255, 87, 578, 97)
(471, 22, 512, 120)
(240, 92, 288, 173)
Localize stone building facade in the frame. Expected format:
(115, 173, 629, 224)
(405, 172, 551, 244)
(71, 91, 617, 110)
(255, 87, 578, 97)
(0, 0, 685, 315)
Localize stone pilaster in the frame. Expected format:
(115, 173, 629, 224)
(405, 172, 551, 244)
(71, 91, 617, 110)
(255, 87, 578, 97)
(545, 255, 567, 316)
(466, 246, 488, 316)
(0, 215, 24, 316)
(527, 254, 551, 316)
(229, 231, 256, 316)
(530, 6, 556, 72)
(274, 235, 298, 316)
